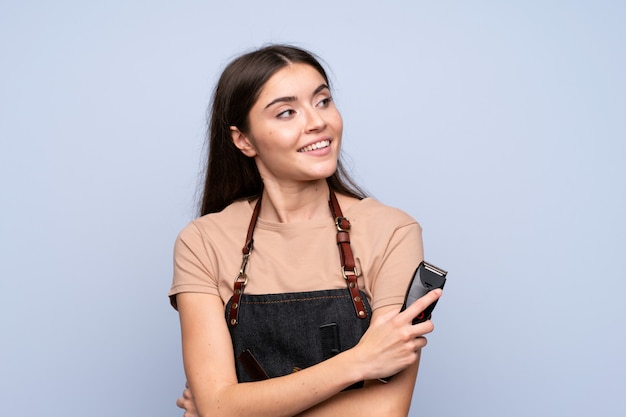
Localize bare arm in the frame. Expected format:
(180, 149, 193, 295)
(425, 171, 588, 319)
(177, 289, 440, 417)
(295, 307, 423, 417)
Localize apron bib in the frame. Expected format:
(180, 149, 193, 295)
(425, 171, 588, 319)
(225, 190, 370, 387)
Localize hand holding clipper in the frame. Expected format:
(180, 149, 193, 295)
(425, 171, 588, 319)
(402, 261, 447, 324)
(379, 261, 447, 383)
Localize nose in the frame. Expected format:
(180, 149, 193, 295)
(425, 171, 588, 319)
(304, 106, 326, 132)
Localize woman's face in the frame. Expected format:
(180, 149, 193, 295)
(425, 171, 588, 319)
(231, 63, 343, 187)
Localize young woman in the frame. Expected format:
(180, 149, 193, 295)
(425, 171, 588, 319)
(169, 44, 441, 417)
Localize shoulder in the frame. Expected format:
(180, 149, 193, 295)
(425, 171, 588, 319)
(176, 199, 252, 245)
(345, 197, 421, 232)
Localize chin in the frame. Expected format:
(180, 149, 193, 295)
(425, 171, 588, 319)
(312, 164, 338, 180)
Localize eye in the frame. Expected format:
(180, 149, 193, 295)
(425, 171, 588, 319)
(277, 109, 296, 119)
(316, 96, 333, 108)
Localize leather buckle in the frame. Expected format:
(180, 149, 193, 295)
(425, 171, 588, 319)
(335, 216, 351, 232)
(341, 265, 360, 279)
(236, 253, 251, 284)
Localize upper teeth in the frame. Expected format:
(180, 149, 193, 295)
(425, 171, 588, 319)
(299, 140, 330, 152)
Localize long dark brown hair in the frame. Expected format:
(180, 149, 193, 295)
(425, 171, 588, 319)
(200, 44, 367, 216)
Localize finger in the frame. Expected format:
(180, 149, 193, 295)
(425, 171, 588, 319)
(185, 380, 189, 389)
(414, 336, 428, 350)
(400, 288, 442, 322)
(411, 318, 435, 338)
(183, 388, 193, 399)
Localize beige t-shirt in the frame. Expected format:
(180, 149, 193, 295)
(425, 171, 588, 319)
(169, 197, 423, 311)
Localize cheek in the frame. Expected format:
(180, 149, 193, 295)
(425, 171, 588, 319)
(331, 110, 343, 131)
(333, 115, 343, 138)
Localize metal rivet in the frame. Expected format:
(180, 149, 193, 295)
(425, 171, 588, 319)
(231, 303, 238, 309)
(354, 296, 361, 302)
(358, 310, 366, 317)
(349, 282, 356, 288)
(235, 289, 241, 294)
(230, 319, 237, 325)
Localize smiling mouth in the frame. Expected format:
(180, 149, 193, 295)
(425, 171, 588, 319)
(298, 140, 331, 153)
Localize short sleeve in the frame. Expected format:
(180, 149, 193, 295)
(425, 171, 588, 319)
(369, 221, 424, 310)
(168, 222, 220, 310)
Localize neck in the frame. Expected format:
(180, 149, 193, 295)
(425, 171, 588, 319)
(259, 180, 331, 223)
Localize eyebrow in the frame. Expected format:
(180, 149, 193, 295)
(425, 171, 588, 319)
(263, 84, 330, 109)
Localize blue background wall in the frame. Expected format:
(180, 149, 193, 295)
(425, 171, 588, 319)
(1, 1, 624, 416)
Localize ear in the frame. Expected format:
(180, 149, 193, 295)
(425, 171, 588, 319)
(230, 126, 257, 157)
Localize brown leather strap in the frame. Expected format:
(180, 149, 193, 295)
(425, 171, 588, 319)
(243, 195, 262, 257)
(329, 190, 368, 319)
(228, 196, 262, 327)
(230, 190, 367, 326)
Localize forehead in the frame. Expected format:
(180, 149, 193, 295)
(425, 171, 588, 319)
(256, 63, 327, 102)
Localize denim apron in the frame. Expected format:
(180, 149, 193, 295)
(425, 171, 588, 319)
(225, 190, 371, 387)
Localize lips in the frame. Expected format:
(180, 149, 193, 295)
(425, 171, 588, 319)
(297, 139, 331, 153)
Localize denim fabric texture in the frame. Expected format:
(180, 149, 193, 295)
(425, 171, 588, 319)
(226, 288, 371, 383)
